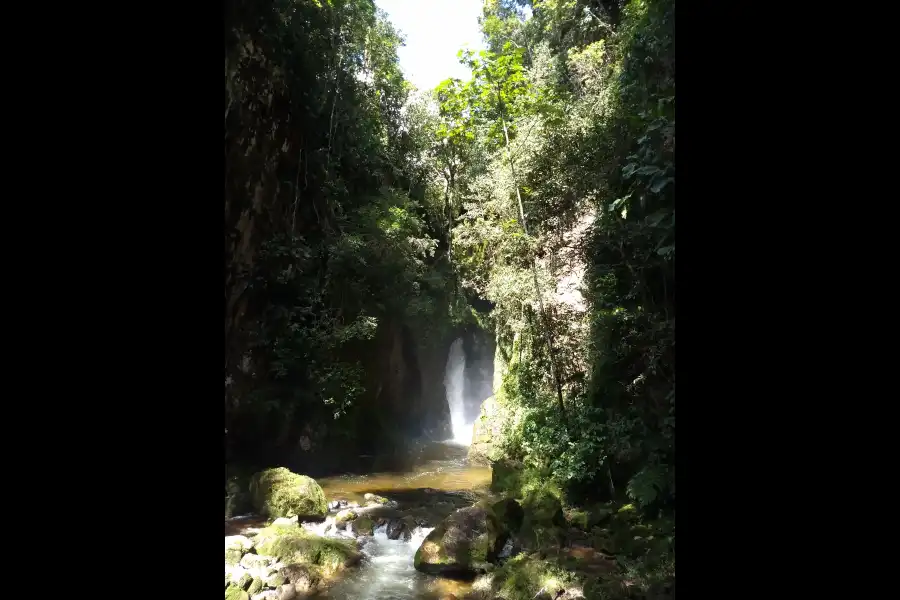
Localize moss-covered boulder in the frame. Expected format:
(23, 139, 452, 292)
(413, 505, 510, 577)
(224, 584, 249, 600)
(246, 577, 263, 596)
(518, 488, 566, 550)
(254, 525, 362, 578)
(363, 493, 389, 505)
(249, 468, 328, 519)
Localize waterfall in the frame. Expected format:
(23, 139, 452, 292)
(444, 338, 473, 445)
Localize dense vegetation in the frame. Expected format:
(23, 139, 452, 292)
(225, 0, 674, 596)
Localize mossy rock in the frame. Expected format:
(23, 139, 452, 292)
(489, 554, 579, 600)
(413, 505, 509, 577)
(225, 549, 243, 566)
(249, 468, 328, 519)
(491, 498, 524, 533)
(521, 490, 565, 527)
(335, 509, 357, 523)
(247, 577, 263, 596)
(490, 458, 524, 495)
(224, 584, 249, 600)
(566, 505, 613, 531)
(264, 572, 286, 588)
(235, 572, 253, 590)
(254, 525, 361, 577)
(363, 493, 389, 505)
(354, 515, 374, 536)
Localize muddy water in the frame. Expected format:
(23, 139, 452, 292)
(316, 441, 491, 505)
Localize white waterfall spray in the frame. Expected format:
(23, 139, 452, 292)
(444, 338, 474, 445)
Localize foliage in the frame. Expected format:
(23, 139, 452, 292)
(224, 0, 465, 466)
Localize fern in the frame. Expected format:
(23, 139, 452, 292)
(626, 464, 666, 507)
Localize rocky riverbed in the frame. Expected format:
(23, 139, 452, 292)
(225, 443, 672, 600)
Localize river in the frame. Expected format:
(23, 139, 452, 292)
(227, 440, 492, 600)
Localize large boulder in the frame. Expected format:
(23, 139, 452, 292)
(249, 468, 328, 520)
(254, 525, 362, 578)
(519, 488, 566, 550)
(413, 503, 513, 577)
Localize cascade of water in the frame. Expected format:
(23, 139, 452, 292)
(444, 338, 473, 444)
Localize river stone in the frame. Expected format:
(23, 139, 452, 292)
(250, 468, 328, 519)
(272, 516, 298, 528)
(353, 515, 374, 536)
(240, 553, 273, 570)
(413, 505, 509, 577)
(252, 592, 278, 600)
(363, 493, 389, 505)
(237, 572, 254, 589)
(335, 509, 357, 523)
(225, 584, 250, 600)
(386, 518, 407, 540)
(279, 564, 318, 591)
(247, 577, 263, 596)
(226, 535, 255, 552)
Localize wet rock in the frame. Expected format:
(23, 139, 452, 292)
(251, 592, 278, 600)
(363, 493, 389, 505)
(413, 505, 511, 577)
(335, 509, 357, 523)
(249, 468, 328, 520)
(327, 500, 340, 511)
(353, 515, 374, 536)
(386, 519, 408, 540)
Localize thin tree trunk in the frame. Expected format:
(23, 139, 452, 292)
(498, 110, 566, 423)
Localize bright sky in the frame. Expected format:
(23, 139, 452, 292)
(375, 0, 486, 91)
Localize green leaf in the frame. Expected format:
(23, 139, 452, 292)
(657, 245, 674, 256)
(650, 176, 673, 193)
(635, 165, 661, 176)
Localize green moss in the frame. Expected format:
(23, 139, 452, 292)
(236, 573, 252, 590)
(254, 525, 360, 575)
(566, 505, 612, 531)
(224, 584, 249, 600)
(249, 467, 328, 519)
(264, 572, 286, 588)
(225, 549, 242, 566)
(491, 554, 578, 600)
(247, 578, 263, 595)
(521, 490, 564, 527)
(490, 458, 524, 495)
(335, 509, 357, 523)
